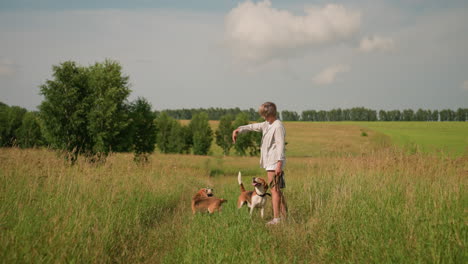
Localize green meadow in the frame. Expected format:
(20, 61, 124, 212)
(1, 122, 466, 263)
(355, 122, 468, 156)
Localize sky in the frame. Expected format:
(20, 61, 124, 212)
(0, 0, 467, 112)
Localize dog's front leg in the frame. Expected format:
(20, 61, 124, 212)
(249, 206, 254, 216)
(260, 207, 264, 218)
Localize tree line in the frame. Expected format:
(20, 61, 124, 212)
(157, 108, 260, 121)
(0, 100, 260, 161)
(294, 107, 468, 121)
(293, 108, 468, 122)
(0, 60, 261, 163)
(288, 107, 468, 122)
(156, 107, 468, 122)
(1, 59, 466, 163)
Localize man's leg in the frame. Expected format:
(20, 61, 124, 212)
(267, 170, 280, 219)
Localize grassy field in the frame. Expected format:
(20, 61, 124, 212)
(1, 122, 467, 263)
(355, 122, 468, 157)
(195, 121, 391, 157)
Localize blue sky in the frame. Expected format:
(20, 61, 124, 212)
(1, 0, 467, 112)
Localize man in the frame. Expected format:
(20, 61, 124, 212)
(232, 102, 287, 225)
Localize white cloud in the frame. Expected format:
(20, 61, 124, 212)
(2, 4, 467, 111)
(462, 80, 468, 91)
(359, 35, 395, 52)
(313, 64, 350, 85)
(225, 0, 361, 62)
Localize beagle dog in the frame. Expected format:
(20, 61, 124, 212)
(193, 187, 214, 199)
(191, 188, 227, 214)
(237, 172, 270, 218)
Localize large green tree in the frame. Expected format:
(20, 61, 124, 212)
(39, 61, 90, 161)
(86, 60, 131, 157)
(39, 60, 131, 163)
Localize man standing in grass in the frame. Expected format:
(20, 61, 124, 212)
(232, 102, 287, 225)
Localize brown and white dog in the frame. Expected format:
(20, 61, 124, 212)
(191, 188, 227, 214)
(237, 172, 270, 218)
(193, 187, 214, 200)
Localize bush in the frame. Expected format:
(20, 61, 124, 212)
(215, 115, 234, 155)
(0, 104, 27, 147)
(189, 112, 213, 155)
(16, 111, 45, 148)
(232, 113, 260, 156)
(155, 112, 186, 154)
(129, 98, 157, 160)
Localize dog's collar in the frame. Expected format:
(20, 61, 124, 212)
(258, 193, 271, 197)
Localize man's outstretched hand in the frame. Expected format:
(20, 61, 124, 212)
(232, 129, 240, 143)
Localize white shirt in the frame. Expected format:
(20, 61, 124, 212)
(238, 120, 286, 169)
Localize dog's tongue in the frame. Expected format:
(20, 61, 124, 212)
(252, 183, 259, 186)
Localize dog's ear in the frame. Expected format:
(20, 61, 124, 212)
(258, 178, 268, 190)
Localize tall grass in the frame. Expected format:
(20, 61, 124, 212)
(1, 145, 466, 263)
(1, 122, 466, 263)
(0, 148, 202, 263)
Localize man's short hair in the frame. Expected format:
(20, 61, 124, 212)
(258, 102, 277, 118)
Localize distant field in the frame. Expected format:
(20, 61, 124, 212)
(184, 120, 391, 157)
(354, 122, 468, 156)
(201, 120, 467, 157)
(283, 122, 389, 157)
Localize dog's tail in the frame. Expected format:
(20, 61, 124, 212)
(220, 198, 227, 204)
(238, 171, 245, 192)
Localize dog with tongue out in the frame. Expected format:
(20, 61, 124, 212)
(236, 171, 270, 218)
